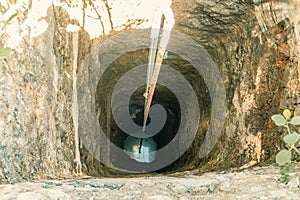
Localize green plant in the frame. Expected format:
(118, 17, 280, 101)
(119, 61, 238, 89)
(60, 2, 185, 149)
(0, 47, 12, 67)
(0, 8, 18, 67)
(271, 109, 300, 184)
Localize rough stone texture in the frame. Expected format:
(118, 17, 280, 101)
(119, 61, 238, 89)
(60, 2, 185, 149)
(174, 0, 300, 170)
(0, 165, 300, 199)
(0, 6, 77, 182)
(0, 0, 300, 183)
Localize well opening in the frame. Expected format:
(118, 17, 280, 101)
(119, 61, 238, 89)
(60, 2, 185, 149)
(94, 48, 211, 175)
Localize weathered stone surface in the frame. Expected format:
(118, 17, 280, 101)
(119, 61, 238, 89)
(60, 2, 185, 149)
(0, 165, 300, 199)
(0, 6, 77, 182)
(174, 0, 300, 171)
(0, 0, 300, 183)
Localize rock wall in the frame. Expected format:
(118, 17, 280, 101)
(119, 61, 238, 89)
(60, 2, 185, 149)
(0, 0, 300, 182)
(0, 6, 78, 183)
(175, 0, 300, 170)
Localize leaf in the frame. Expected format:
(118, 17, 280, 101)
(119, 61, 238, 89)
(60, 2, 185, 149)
(0, 47, 12, 57)
(283, 132, 300, 145)
(276, 150, 291, 166)
(271, 114, 286, 126)
(290, 116, 300, 125)
(7, 11, 18, 23)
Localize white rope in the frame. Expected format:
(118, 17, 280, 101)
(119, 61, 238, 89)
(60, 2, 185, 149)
(142, 1, 175, 132)
(143, 16, 162, 131)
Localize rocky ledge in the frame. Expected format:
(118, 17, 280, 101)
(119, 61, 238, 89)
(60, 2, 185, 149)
(1, 164, 300, 200)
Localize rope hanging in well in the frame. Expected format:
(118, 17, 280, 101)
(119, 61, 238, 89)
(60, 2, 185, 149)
(142, 1, 175, 133)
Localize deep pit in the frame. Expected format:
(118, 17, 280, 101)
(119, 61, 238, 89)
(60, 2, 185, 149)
(72, 1, 286, 178)
(93, 48, 212, 174)
(2, 0, 299, 184)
